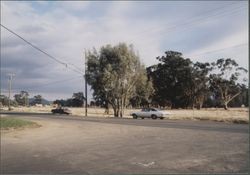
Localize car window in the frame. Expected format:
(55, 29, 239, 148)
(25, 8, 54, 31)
(151, 108, 157, 111)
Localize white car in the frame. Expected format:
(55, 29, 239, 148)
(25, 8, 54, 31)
(131, 108, 171, 119)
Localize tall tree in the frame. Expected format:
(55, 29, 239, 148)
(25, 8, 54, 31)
(147, 51, 194, 108)
(21, 91, 29, 106)
(72, 92, 85, 107)
(13, 91, 29, 106)
(209, 58, 248, 110)
(34, 95, 42, 104)
(86, 43, 148, 117)
(188, 62, 212, 109)
(130, 68, 154, 108)
(0, 95, 9, 106)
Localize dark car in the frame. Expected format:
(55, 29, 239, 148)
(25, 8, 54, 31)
(51, 107, 72, 115)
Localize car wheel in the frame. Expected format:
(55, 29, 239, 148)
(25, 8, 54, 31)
(160, 117, 164, 120)
(151, 115, 157, 120)
(132, 114, 138, 119)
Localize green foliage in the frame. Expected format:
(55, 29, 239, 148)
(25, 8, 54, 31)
(0, 117, 37, 129)
(13, 91, 29, 106)
(86, 43, 152, 117)
(0, 95, 9, 106)
(209, 58, 248, 109)
(33, 95, 42, 104)
(72, 92, 85, 107)
(147, 51, 196, 108)
(130, 67, 154, 108)
(53, 92, 85, 107)
(83, 46, 248, 110)
(189, 62, 212, 109)
(146, 51, 246, 110)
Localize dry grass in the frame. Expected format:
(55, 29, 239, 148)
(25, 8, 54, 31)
(1, 106, 249, 124)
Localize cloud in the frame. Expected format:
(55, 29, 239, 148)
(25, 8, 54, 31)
(58, 1, 90, 12)
(1, 1, 248, 100)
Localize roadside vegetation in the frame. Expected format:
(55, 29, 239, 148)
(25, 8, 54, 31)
(0, 117, 39, 130)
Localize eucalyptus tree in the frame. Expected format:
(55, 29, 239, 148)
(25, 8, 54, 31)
(86, 43, 151, 117)
(34, 95, 42, 104)
(209, 58, 248, 110)
(13, 91, 29, 106)
(147, 51, 194, 108)
(189, 62, 212, 109)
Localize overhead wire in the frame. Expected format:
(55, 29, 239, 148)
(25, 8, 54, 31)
(5, 76, 83, 94)
(186, 43, 248, 58)
(0, 24, 84, 75)
(129, 1, 240, 40)
(127, 4, 247, 45)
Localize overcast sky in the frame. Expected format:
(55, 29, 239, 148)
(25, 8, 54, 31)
(0, 1, 248, 101)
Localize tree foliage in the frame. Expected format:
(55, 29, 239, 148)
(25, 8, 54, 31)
(53, 92, 85, 107)
(146, 51, 247, 110)
(13, 91, 29, 106)
(72, 92, 85, 107)
(33, 95, 42, 104)
(209, 58, 248, 109)
(147, 51, 198, 108)
(0, 95, 9, 106)
(86, 43, 153, 117)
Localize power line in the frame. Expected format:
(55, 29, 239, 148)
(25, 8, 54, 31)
(127, 4, 246, 45)
(0, 24, 84, 75)
(12, 76, 83, 92)
(130, 2, 240, 40)
(186, 43, 248, 58)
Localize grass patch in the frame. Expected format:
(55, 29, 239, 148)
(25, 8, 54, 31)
(0, 117, 39, 129)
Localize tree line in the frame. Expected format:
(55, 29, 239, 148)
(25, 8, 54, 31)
(53, 92, 85, 107)
(0, 91, 85, 107)
(86, 43, 248, 117)
(0, 91, 44, 107)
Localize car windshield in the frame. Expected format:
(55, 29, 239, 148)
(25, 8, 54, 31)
(141, 108, 159, 112)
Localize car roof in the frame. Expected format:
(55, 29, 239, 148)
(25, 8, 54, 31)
(142, 108, 159, 110)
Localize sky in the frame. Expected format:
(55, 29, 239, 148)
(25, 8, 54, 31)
(0, 1, 248, 101)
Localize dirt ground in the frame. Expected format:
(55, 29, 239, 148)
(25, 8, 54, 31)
(1, 115, 249, 174)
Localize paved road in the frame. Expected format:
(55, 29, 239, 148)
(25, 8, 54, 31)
(2, 112, 248, 133)
(1, 113, 249, 174)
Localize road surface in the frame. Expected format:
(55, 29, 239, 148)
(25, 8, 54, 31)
(1, 113, 249, 174)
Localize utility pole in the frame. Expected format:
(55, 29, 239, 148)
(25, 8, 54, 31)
(84, 50, 88, 117)
(7, 73, 15, 111)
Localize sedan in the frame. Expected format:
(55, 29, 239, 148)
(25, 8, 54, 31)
(51, 107, 72, 115)
(131, 108, 171, 119)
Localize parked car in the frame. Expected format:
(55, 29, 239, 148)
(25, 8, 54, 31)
(131, 108, 171, 119)
(51, 107, 72, 115)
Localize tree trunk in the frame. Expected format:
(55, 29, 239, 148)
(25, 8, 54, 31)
(104, 102, 109, 114)
(113, 106, 119, 117)
(119, 98, 123, 117)
(198, 102, 203, 110)
(224, 102, 228, 110)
